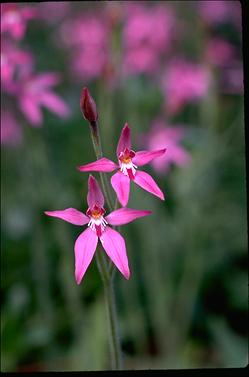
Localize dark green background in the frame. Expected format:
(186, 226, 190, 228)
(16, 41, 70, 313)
(1, 1, 247, 371)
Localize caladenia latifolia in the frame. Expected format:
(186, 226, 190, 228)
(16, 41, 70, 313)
(45, 176, 151, 283)
(44, 87, 166, 370)
(78, 120, 167, 206)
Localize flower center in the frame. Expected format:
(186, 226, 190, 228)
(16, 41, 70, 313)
(91, 208, 102, 219)
(86, 205, 107, 237)
(122, 156, 132, 164)
(118, 148, 137, 180)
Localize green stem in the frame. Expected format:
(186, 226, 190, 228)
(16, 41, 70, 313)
(95, 247, 109, 285)
(104, 281, 122, 370)
(88, 119, 122, 370)
(100, 172, 113, 212)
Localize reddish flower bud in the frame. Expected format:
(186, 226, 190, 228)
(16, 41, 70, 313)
(80, 87, 98, 122)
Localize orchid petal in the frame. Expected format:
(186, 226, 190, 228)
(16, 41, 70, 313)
(78, 158, 118, 173)
(111, 171, 130, 207)
(87, 175, 104, 208)
(44, 208, 89, 225)
(167, 146, 191, 166)
(40, 92, 70, 118)
(33, 73, 61, 88)
(106, 208, 151, 226)
(134, 170, 165, 200)
(116, 123, 131, 157)
(12, 24, 25, 40)
(133, 149, 166, 166)
(100, 227, 130, 279)
(19, 96, 42, 127)
(74, 228, 98, 284)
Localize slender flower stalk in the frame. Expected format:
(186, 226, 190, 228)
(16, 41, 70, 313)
(77, 87, 152, 369)
(81, 91, 123, 369)
(104, 280, 122, 369)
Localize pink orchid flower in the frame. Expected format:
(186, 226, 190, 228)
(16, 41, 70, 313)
(37, 2, 70, 24)
(45, 175, 151, 284)
(58, 15, 109, 82)
(205, 38, 235, 67)
(123, 3, 174, 51)
(122, 3, 174, 76)
(161, 58, 210, 115)
(14, 72, 70, 127)
(1, 3, 36, 40)
(199, 0, 241, 27)
(1, 41, 33, 88)
(78, 123, 166, 206)
(123, 46, 160, 75)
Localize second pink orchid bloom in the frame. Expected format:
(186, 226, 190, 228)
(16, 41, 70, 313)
(45, 175, 151, 284)
(78, 123, 166, 206)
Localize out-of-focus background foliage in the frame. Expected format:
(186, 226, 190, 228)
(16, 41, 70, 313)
(1, 1, 247, 371)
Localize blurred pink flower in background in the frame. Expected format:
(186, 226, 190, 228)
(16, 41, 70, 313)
(56, 2, 176, 81)
(37, 1, 70, 24)
(199, 0, 230, 23)
(199, 0, 241, 28)
(1, 2, 71, 137)
(141, 119, 191, 174)
(1, 110, 22, 146)
(161, 58, 210, 115)
(221, 63, 244, 94)
(123, 47, 159, 75)
(59, 15, 107, 47)
(58, 14, 109, 81)
(204, 38, 243, 95)
(71, 48, 108, 82)
(12, 72, 70, 127)
(205, 38, 235, 67)
(1, 3, 36, 40)
(123, 3, 174, 75)
(1, 40, 33, 88)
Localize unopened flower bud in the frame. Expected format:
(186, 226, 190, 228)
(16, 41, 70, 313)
(80, 87, 98, 122)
